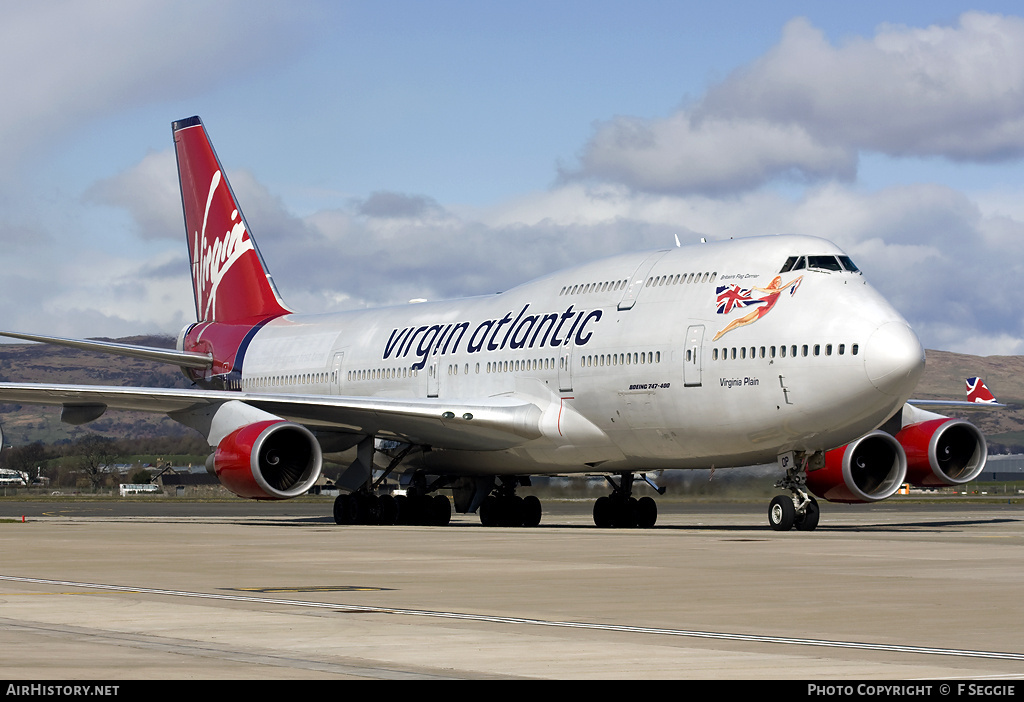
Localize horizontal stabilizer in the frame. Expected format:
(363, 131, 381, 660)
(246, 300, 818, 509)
(0, 331, 213, 369)
(909, 377, 1006, 410)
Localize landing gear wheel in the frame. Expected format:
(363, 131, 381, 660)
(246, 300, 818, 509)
(768, 495, 796, 531)
(378, 494, 398, 525)
(479, 495, 497, 526)
(794, 497, 820, 531)
(636, 496, 658, 528)
(333, 494, 350, 525)
(432, 494, 452, 526)
(593, 496, 613, 528)
(522, 495, 542, 527)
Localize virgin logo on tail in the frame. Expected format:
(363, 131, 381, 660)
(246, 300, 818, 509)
(192, 170, 255, 321)
(174, 115, 289, 324)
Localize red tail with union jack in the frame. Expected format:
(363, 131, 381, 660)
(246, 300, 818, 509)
(966, 377, 998, 404)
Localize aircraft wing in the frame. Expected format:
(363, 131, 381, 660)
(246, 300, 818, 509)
(0, 383, 542, 452)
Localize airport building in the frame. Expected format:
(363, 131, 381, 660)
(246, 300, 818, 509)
(981, 454, 1024, 482)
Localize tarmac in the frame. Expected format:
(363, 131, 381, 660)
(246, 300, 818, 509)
(1, 498, 1023, 680)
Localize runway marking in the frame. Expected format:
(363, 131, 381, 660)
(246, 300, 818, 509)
(230, 586, 390, 593)
(3, 574, 1023, 663)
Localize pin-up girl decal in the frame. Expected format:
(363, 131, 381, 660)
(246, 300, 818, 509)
(713, 275, 802, 342)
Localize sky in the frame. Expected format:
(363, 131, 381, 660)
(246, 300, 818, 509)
(3, 1, 1024, 355)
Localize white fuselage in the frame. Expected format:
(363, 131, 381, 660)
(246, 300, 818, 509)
(221, 235, 925, 476)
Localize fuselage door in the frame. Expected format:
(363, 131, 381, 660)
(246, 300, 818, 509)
(428, 359, 440, 397)
(427, 344, 440, 398)
(559, 340, 574, 393)
(618, 250, 670, 311)
(331, 351, 345, 395)
(683, 325, 704, 387)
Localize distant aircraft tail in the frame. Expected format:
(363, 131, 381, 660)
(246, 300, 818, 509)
(172, 116, 290, 323)
(966, 377, 999, 404)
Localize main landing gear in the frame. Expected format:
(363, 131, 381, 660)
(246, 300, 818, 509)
(479, 476, 542, 527)
(593, 472, 662, 528)
(768, 454, 820, 531)
(334, 470, 452, 526)
(333, 490, 452, 526)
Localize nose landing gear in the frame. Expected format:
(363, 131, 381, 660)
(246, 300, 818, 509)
(769, 452, 820, 531)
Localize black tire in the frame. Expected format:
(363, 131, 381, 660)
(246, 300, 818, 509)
(432, 494, 452, 526)
(636, 496, 657, 528)
(505, 495, 525, 526)
(394, 495, 410, 524)
(593, 496, 612, 528)
(363, 494, 381, 525)
(480, 495, 497, 526)
(768, 495, 796, 531)
(620, 496, 639, 528)
(795, 497, 820, 531)
(333, 494, 349, 525)
(522, 495, 542, 527)
(378, 494, 398, 525)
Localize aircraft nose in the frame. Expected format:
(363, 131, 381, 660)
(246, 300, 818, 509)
(863, 321, 925, 397)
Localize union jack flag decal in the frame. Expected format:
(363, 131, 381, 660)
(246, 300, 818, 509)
(716, 285, 763, 314)
(966, 377, 998, 404)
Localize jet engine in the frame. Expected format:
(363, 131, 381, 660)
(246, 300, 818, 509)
(211, 419, 323, 500)
(805, 430, 907, 504)
(896, 418, 986, 487)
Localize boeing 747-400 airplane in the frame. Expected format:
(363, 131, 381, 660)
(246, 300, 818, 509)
(0, 117, 991, 531)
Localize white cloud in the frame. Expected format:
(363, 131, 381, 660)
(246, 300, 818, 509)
(570, 113, 857, 195)
(85, 150, 180, 240)
(0, 1, 313, 169)
(570, 12, 1024, 194)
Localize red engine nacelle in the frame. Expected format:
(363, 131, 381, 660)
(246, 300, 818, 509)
(896, 418, 987, 487)
(806, 431, 908, 504)
(213, 420, 323, 500)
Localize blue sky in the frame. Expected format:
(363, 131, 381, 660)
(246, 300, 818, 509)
(4, 1, 1024, 355)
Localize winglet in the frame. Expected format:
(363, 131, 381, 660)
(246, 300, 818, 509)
(966, 377, 999, 404)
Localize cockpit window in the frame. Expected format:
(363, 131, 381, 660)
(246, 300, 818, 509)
(779, 256, 806, 273)
(806, 255, 843, 272)
(781, 254, 861, 274)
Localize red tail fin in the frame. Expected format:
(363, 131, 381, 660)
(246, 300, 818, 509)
(966, 377, 998, 404)
(172, 116, 290, 323)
